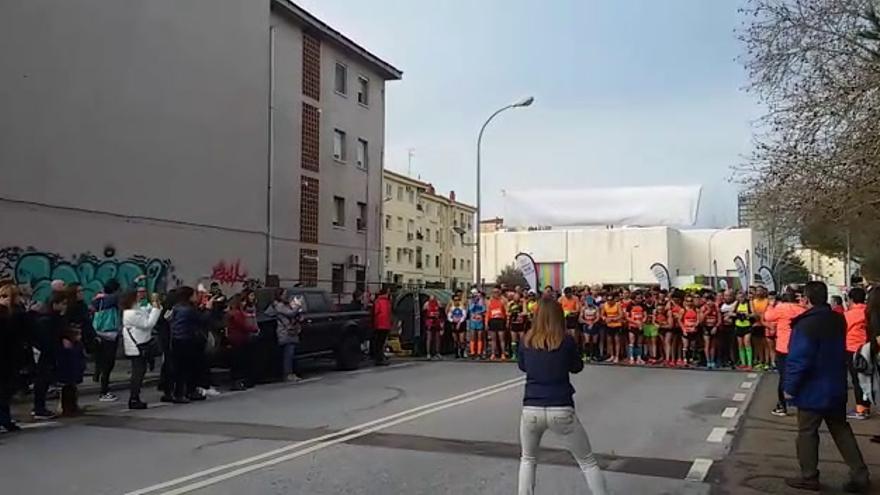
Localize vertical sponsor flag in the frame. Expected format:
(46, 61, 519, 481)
(649, 263, 671, 291)
(514, 252, 538, 291)
(733, 256, 749, 291)
(757, 265, 776, 293)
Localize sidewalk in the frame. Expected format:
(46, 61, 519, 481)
(711, 373, 880, 494)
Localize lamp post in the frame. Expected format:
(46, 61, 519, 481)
(475, 97, 534, 289)
(708, 226, 734, 290)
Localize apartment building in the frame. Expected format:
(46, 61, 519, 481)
(382, 170, 476, 289)
(0, 0, 400, 299)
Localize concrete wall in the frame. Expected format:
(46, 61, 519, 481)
(481, 227, 758, 287)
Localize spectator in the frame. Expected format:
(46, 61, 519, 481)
(169, 286, 212, 403)
(92, 280, 122, 402)
(156, 290, 177, 402)
(0, 284, 24, 431)
(765, 292, 806, 417)
(194, 285, 221, 398)
(32, 292, 67, 420)
(66, 283, 95, 355)
(265, 289, 303, 382)
(122, 290, 162, 410)
(57, 288, 86, 417)
(832, 295, 846, 315)
(783, 281, 869, 493)
(844, 288, 870, 420)
(517, 299, 607, 495)
(226, 293, 260, 390)
(372, 288, 393, 366)
(865, 286, 880, 445)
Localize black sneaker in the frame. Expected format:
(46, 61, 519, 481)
(171, 396, 190, 404)
(771, 406, 788, 417)
(1, 422, 22, 432)
(31, 410, 57, 420)
(128, 400, 148, 410)
(785, 477, 820, 491)
(160, 395, 174, 403)
(187, 394, 206, 402)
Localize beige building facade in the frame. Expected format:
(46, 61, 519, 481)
(382, 170, 476, 289)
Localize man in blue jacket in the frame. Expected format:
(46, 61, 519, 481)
(783, 281, 870, 493)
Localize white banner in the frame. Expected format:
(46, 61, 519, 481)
(514, 252, 538, 291)
(733, 256, 749, 291)
(502, 185, 702, 227)
(757, 266, 776, 293)
(650, 262, 671, 291)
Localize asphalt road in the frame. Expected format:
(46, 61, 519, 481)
(0, 360, 761, 494)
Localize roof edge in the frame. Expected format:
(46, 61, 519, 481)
(272, 0, 403, 81)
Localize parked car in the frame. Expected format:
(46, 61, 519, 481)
(251, 287, 372, 377)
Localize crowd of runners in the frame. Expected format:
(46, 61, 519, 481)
(425, 284, 808, 370)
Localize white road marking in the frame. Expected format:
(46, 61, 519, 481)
(345, 362, 414, 375)
(19, 421, 61, 430)
(294, 376, 324, 384)
(732, 393, 747, 402)
(722, 407, 738, 419)
(740, 381, 753, 389)
(124, 375, 525, 495)
(706, 427, 727, 443)
(685, 458, 714, 482)
(747, 373, 758, 379)
(156, 379, 526, 495)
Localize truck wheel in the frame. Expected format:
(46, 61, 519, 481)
(336, 332, 362, 371)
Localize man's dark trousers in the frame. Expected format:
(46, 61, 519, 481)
(796, 408, 869, 484)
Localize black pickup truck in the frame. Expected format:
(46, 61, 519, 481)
(253, 287, 372, 373)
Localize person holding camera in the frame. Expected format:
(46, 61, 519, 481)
(122, 290, 162, 410)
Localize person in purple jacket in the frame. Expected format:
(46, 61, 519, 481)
(517, 299, 608, 495)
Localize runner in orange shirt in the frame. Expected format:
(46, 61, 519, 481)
(601, 293, 624, 364)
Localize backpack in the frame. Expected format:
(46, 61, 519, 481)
(92, 297, 120, 337)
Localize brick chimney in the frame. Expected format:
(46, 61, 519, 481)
(449, 190, 456, 202)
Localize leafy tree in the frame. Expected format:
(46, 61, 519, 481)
(496, 264, 528, 288)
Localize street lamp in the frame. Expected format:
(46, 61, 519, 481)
(475, 96, 534, 289)
(708, 226, 734, 290)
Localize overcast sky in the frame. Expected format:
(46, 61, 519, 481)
(297, 0, 761, 227)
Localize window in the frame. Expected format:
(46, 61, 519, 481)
(302, 34, 320, 100)
(357, 75, 369, 105)
(453, 258, 457, 270)
(356, 202, 367, 231)
(356, 139, 368, 169)
(407, 219, 414, 235)
(435, 255, 440, 268)
(460, 259, 465, 271)
(331, 264, 345, 294)
(397, 186, 403, 201)
(385, 247, 391, 261)
(425, 228, 431, 242)
(299, 249, 318, 287)
(416, 247, 423, 269)
(467, 259, 472, 270)
(384, 215, 391, 229)
(426, 203, 432, 216)
(425, 255, 430, 267)
(355, 269, 365, 292)
(436, 233, 440, 244)
(300, 177, 319, 243)
(396, 248, 402, 263)
(301, 103, 320, 172)
(451, 232, 457, 246)
(334, 62, 347, 95)
(408, 189, 415, 203)
(397, 216, 403, 230)
(385, 183, 392, 198)
(333, 196, 345, 227)
(333, 129, 346, 161)
(408, 250, 413, 264)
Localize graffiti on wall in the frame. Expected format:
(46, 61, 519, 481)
(0, 246, 178, 302)
(210, 259, 248, 286)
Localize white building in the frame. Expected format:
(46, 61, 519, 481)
(481, 226, 765, 289)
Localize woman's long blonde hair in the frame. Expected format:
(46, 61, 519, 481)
(524, 298, 565, 351)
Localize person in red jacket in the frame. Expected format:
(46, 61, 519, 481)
(372, 288, 393, 366)
(844, 288, 870, 420)
(226, 293, 259, 391)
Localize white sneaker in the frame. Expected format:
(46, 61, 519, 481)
(98, 393, 118, 403)
(202, 387, 221, 397)
(286, 374, 303, 382)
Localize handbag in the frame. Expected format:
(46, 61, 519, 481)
(126, 328, 161, 359)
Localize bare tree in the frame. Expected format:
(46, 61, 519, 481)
(738, 0, 880, 276)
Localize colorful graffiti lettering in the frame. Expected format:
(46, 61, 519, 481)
(210, 259, 249, 286)
(0, 246, 177, 302)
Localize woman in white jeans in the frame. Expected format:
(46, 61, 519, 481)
(517, 298, 608, 495)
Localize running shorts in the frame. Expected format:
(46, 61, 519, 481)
(735, 325, 752, 338)
(488, 318, 506, 332)
(582, 324, 600, 336)
(426, 319, 443, 332)
(451, 321, 466, 333)
(700, 325, 716, 337)
(605, 325, 622, 336)
(565, 314, 579, 330)
(751, 325, 766, 338)
(627, 327, 641, 336)
(468, 319, 484, 331)
(643, 326, 659, 339)
(510, 322, 525, 333)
